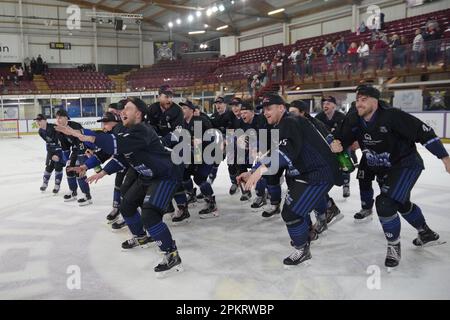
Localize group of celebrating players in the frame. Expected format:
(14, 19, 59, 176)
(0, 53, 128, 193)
(34, 83, 450, 276)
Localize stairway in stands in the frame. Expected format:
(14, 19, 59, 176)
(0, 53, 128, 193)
(33, 74, 50, 94)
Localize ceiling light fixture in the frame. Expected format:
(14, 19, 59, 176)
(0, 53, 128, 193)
(216, 25, 228, 31)
(268, 8, 285, 15)
(188, 30, 206, 34)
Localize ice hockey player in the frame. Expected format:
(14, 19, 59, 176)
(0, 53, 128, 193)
(35, 114, 63, 194)
(55, 109, 92, 206)
(147, 85, 187, 217)
(173, 100, 219, 221)
(56, 97, 184, 276)
(227, 97, 252, 200)
(288, 100, 343, 236)
(332, 84, 450, 269)
(239, 94, 343, 267)
(315, 96, 350, 198)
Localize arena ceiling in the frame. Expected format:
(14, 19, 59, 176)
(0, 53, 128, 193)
(62, 0, 358, 42)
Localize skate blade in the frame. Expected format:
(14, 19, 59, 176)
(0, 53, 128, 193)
(199, 212, 219, 219)
(110, 226, 127, 233)
(251, 206, 265, 212)
(172, 219, 191, 226)
(155, 264, 184, 279)
(121, 243, 151, 252)
(262, 213, 280, 219)
(327, 214, 344, 226)
(414, 240, 447, 248)
(78, 201, 93, 207)
(64, 198, 77, 202)
(354, 216, 373, 224)
(386, 265, 399, 273)
(283, 260, 311, 270)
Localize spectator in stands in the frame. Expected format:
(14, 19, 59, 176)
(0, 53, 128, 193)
(36, 54, 43, 74)
(260, 58, 269, 84)
(23, 57, 30, 72)
(0, 76, 4, 92)
(389, 34, 401, 67)
(43, 61, 49, 74)
(17, 66, 24, 81)
(347, 42, 358, 73)
(247, 74, 254, 96)
(305, 47, 315, 77)
(288, 47, 302, 77)
(335, 36, 348, 65)
(412, 28, 425, 66)
(357, 40, 370, 71)
(396, 36, 408, 68)
(250, 75, 260, 96)
(357, 21, 367, 35)
(324, 42, 335, 66)
(30, 57, 37, 75)
(424, 23, 441, 65)
(373, 35, 388, 70)
(10, 64, 17, 75)
(273, 50, 285, 81)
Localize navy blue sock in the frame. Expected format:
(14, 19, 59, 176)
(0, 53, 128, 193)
(268, 184, 281, 204)
(286, 218, 310, 248)
(360, 189, 374, 209)
(67, 176, 77, 192)
(255, 178, 267, 197)
(230, 175, 237, 185)
(379, 214, 401, 243)
(200, 181, 213, 196)
(123, 211, 145, 237)
(400, 203, 426, 230)
(315, 196, 328, 221)
(77, 176, 90, 196)
(43, 170, 52, 184)
(147, 222, 174, 252)
(209, 165, 218, 179)
(54, 170, 63, 186)
(182, 179, 194, 193)
(113, 189, 121, 208)
(174, 192, 187, 206)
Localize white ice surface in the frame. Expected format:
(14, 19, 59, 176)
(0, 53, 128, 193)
(0, 136, 450, 299)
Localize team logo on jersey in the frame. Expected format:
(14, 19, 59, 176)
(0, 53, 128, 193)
(422, 124, 431, 132)
(379, 126, 388, 133)
(280, 138, 288, 146)
(364, 133, 372, 140)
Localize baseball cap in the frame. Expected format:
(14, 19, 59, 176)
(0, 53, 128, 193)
(179, 100, 196, 110)
(159, 85, 174, 97)
(261, 94, 285, 107)
(240, 100, 254, 111)
(321, 96, 337, 105)
(55, 109, 69, 118)
(214, 96, 225, 104)
(34, 113, 47, 121)
(229, 97, 243, 106)
(126, 97, 148, 119)
(356, 84, 381, 100)
(290, 100, 309, 113)
(97, 112, 121, 123)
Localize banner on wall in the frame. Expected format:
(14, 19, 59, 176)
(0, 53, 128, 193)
(393, 90, 423, 112)
(0, 34, 21, 62)
(154, 41, 175, 61)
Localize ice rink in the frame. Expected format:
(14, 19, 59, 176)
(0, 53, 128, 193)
(1, 135, 450, 300)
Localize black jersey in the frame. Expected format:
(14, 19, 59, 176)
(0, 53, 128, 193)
(56, 121, 86, 156)
(268, 113, 342, 185)
(95, 122, 182, 182)
(147, 102, 183, 144)
(38, 123, 61, 154)
(210, 109, 233, 134)
(335, 105, 448, 173)
(315, 110, 346, 133)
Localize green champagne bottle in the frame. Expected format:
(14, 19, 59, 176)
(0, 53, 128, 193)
(336, 151, 355, 173)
